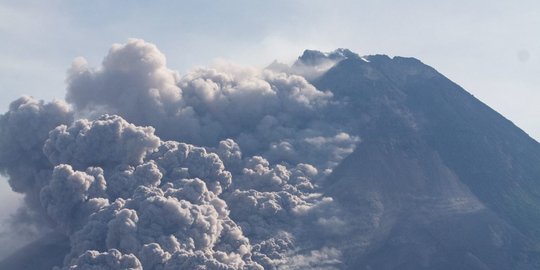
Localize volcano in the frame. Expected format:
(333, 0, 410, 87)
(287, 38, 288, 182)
(1, 44, 539, 270)
(312, 52, 540, 269)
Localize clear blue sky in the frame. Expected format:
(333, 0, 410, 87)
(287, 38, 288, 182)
(1, 1, 538, 140)
(1, 1, 539, 138)
(1, 0, 539, 221)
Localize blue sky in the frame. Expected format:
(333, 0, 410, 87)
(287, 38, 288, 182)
(0, 0, 539, 238)
(1, 1, 538, 140)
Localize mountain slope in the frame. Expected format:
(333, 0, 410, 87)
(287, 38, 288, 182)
(316, 53, 540, 269)
(0, 232, 69, 270)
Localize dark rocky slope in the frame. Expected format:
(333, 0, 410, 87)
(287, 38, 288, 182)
(0, 232, 69, 270)
(316, 53, 540, 269)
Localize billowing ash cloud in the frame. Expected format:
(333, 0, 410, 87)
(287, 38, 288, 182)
(66, 40, 181, 127)
(61, 249, 142, 270)
(0, 96, 74, 233)
(40, 165, 108, 233)
(0, 96, 72, 195)
(0, 39, 353, 269)
(65, 39, 356, 172)
(44, 115, 161, 169)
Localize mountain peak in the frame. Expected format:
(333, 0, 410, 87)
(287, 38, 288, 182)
(296, 48, 360, 66)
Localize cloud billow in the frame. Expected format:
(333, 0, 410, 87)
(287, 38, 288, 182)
(0, 39, 352, 269)
(65, 39, 353, 167)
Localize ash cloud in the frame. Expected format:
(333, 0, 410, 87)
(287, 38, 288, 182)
(0, 39, 355, 269)
(0, 96, 72, 195)
(44, 115, 161, 169)
(64, 39, 355, 172)
(0, 96, 74, 233)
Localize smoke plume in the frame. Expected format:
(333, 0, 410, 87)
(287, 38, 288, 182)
(0, 39, 354, 269)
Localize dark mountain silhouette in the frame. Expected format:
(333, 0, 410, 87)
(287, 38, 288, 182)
(0, 232, 69, 270)
(314, 53, 540, 269)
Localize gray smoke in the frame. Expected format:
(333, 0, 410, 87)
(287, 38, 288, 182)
(61, 249, 142, 270)
(40, 165, 108, 233)
(0, 39, 354, 269)
(0, 96, 74, 235)
(0, 96, 72, 195)
(64, 39, 356, 172)
(44, 115, 161, 169)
